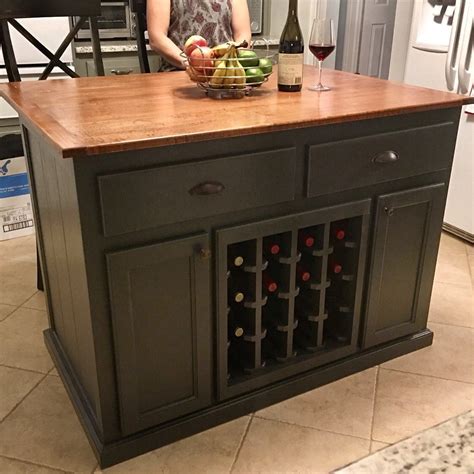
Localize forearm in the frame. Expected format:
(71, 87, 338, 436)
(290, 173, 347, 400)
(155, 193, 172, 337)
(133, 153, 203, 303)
(149, 33, 186, 69)
(232, 0, 252, 46)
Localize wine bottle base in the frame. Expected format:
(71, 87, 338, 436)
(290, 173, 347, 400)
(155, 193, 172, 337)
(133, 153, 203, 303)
(278, 84, 303, 92)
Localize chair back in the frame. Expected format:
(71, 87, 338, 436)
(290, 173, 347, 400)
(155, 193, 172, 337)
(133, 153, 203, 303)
(130, 0, 150, 73)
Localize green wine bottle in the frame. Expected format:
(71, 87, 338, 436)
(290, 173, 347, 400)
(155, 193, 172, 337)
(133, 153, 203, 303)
(278, 0, 304, 92)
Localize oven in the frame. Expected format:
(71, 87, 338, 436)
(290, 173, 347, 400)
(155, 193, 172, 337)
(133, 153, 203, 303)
(72, 1, 135, 40)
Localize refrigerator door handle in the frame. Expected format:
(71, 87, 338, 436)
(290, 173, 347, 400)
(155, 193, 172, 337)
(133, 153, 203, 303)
(458, 0, 474, 95)
(446, 0, 466, 90)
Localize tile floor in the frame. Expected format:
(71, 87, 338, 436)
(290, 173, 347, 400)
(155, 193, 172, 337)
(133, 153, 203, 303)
(0, 232, 472, 473)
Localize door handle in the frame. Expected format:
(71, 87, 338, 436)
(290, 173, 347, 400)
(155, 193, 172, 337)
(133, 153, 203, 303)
(110, 69, 134, 75)
(445, 0, 465, 91)
(457, 2, 473, 95)
(384, 207, 395, 217)
(189, 181, 225, 196)
(372, 151, 399, 164)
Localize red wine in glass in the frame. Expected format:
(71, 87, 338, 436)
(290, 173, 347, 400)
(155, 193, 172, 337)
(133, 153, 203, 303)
(309, 44, 335, 62)
(309, 18, 335, 92)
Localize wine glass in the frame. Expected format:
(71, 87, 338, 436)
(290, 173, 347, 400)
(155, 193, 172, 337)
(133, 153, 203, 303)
(309, 19, 335, 91)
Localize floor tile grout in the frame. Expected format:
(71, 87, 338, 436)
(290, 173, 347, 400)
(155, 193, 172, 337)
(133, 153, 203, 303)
(0, 303, 47, 325)
(0, 372, 48, 424)
(252, 414, 371, 442)
(427, 319, 474, 330)
(379, 367, 474, 385)
(0, 363, 52, 376)
(229, 415, 253, 473)
(0, 364, 55, 375)
(0, 454, 71, 473)
(370, 409, 473, 445)
(0, 291, 40, 322)
(434, 278, 472, 289)
(0, 305, 19, 323)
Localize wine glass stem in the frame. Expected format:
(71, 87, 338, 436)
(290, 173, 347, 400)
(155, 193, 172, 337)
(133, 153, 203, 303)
(318, 60, 323, 87)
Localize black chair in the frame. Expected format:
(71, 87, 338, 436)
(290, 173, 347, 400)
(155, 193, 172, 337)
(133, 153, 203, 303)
(130, 0, 151, 73)
(0, 9, 105, 79)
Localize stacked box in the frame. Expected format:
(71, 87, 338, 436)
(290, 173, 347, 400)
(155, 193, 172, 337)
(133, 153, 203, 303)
(0, 154, 35, 241)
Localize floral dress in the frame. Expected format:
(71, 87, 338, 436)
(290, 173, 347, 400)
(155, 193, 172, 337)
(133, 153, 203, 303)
(160, 0, 234, 71)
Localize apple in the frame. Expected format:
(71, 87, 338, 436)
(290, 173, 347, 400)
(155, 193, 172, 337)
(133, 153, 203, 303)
(184, 35, 208, 56)
(189, 46, 214, 75)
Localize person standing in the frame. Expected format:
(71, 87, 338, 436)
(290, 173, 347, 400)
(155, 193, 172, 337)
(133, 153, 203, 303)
(148, 0, 252, 71)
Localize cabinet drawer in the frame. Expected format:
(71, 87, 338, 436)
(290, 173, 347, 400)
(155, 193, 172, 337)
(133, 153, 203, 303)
(306, 123, 455, 197)
(99, 147, 297, 236)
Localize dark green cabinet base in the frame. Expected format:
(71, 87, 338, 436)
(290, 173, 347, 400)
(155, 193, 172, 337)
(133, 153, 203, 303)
(45, 327, 433, 468)
(23, 108, 461, 468)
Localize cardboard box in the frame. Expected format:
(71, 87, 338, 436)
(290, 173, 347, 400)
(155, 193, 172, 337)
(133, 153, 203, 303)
(0, 155, 35, 241)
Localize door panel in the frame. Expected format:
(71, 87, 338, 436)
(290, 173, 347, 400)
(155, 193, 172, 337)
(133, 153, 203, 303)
(358, 0, 397, 78)
(107, 233, 212, 435)
(363, 184, 446, 348)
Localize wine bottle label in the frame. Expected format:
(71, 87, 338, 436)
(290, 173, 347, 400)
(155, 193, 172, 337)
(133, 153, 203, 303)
(278, 53, 304, 86)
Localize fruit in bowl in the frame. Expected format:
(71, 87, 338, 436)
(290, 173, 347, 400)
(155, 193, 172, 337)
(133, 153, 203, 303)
(245, 67, 265, 86)
(258, 58, 273, 75)
(237, 50, 260, 68)
(184, 35, 208, 56)
(183, 35, 273, 94)
(189, 46, 214, 75)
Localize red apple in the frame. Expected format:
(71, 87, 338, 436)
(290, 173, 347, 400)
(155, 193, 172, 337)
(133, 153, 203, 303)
(189, 46, 214, 75)
(184, 35, 208, 56)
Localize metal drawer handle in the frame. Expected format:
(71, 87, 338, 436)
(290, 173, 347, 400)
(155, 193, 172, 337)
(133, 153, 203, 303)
(384, 207, 395, 217)
(110, 69, 134, 75)
(189, 181, 225, 196)
(373, 151, 399, 164)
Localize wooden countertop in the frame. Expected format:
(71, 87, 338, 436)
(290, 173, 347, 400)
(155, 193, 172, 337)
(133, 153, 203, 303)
(0, 66, 471, 159)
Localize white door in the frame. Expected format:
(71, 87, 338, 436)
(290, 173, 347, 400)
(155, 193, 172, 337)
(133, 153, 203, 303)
(358, 0, 398, 78)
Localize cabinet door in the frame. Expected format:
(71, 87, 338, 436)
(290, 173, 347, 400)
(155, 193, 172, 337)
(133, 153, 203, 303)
(363, 184, 446, 348)
(107, 234, 212, 435)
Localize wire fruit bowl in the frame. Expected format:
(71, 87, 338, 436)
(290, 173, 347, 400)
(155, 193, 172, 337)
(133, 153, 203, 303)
(183, 40, 275, 99)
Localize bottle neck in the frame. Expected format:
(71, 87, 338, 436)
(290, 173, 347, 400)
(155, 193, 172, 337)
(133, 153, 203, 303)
(288, 0, 298, 17)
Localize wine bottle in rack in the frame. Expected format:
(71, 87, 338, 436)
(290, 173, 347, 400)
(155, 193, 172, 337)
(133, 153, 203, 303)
(299, 232, 316, 249)
(228, 281, 246, 303)
(228, 247, 245, 269)
(328, 260, 343, 275)
(263, 272, 279, 295)
(278, 0, 304, 92)
(297, 265, 312, 283)
(264, 239, 281, 258)
(228, 324, 244, 339)
(332, 227, 346, 241)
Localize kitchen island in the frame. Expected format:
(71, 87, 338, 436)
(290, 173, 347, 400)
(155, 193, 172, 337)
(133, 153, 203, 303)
(1, 67, 471, 468)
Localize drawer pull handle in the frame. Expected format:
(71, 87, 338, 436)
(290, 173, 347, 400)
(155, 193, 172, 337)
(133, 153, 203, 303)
(110, 69, 133, 75)
(373, 151, 399, 164)
(384, 207, 395, 217)
(189, 182, 225, 196)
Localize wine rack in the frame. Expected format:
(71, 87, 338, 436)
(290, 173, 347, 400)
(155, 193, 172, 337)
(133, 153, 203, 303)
(217, 200, 370, 399)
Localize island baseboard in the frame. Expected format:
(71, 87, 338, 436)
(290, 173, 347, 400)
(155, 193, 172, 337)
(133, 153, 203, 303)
(45, 327, 433, 468)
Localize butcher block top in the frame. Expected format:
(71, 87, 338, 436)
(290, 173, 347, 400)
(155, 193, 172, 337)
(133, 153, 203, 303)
(0, 66, 471, 159)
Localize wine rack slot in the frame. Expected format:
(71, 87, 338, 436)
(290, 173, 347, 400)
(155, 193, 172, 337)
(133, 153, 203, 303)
(218, 201, 370, 397)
